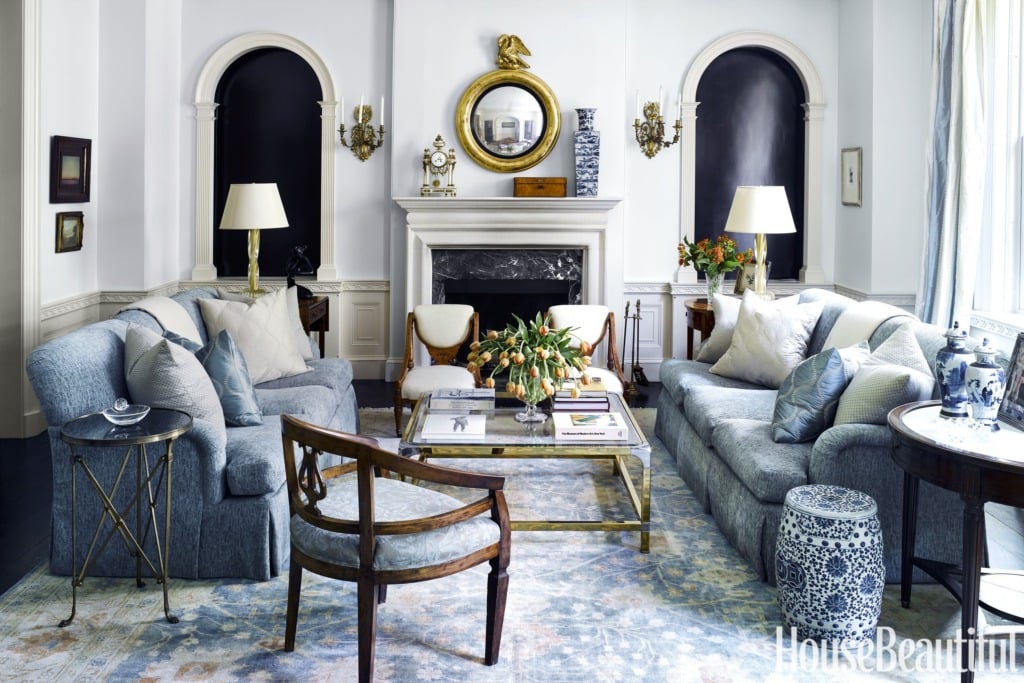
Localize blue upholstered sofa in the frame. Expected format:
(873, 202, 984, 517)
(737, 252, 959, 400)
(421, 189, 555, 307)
(655, 288, 967, 585)
(26, 287, 359, 581)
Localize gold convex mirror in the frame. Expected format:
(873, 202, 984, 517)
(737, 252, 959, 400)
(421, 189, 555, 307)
(455, 34, 561, 173)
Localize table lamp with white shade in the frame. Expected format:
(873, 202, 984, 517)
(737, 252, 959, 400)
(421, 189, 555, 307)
(218, 183, 289, 296)
(723, 185, 796, 300)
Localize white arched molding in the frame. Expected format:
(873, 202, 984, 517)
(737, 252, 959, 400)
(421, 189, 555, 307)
(679, 31, 827, 284)
(192, 32, 338, 281)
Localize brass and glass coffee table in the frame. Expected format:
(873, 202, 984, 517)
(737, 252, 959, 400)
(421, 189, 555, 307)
(400, 392, 652, 552)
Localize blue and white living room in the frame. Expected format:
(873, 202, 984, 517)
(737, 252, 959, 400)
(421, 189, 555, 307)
(2, 1, 1024, 681)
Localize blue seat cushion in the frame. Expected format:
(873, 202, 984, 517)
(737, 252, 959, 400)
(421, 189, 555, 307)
(685, 386, 777, 445)
(290, 476, 501, 571)
(711, 419, 813, 503)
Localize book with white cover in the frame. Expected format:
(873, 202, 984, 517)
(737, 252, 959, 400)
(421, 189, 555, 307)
(552, 411, 629, 441)
(554, 378, 609, 398)
(420, 413, 487, 441)
(429, 388, 496, 411)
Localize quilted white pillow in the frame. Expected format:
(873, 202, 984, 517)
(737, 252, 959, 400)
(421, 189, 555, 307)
(709, 291, 824, 388)
(200, 287, 310, 384)
(124, 324, 225, 424)
(694, 293, 742, 363)
(216, 286, 314, 361)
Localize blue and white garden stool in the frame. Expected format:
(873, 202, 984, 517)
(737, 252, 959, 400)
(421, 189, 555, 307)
(775, 485, 884, 647)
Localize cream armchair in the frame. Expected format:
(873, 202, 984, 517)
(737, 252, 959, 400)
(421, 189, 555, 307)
(547, 304, 627, 394)
(394, 304, 480, 435)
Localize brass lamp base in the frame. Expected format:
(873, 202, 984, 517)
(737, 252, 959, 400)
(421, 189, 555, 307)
(750, 233, 774, 300)
(245, 228, 264, 297)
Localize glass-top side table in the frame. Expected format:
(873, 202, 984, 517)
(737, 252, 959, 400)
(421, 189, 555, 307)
(888, 400, 1024, 683)
(59, 408, 192, 627)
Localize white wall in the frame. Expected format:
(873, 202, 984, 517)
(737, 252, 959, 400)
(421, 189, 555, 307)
(39, 0, 100, 304)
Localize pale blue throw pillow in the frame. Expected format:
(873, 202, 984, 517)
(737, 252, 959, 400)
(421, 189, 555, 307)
(165, 330, 262, 426)
(771, 342, 869, 443)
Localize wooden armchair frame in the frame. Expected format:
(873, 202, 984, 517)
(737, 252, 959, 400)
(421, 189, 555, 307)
(547, 306, 628, 390)
(394, 307, 481, 435)
(280, 414, 510, 682)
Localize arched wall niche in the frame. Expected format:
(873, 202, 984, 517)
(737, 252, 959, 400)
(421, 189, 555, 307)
(192, 32, 339, 281)
(678, 31, 827, 285)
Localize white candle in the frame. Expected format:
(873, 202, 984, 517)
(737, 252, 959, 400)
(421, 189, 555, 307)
(341, 97, 345, 119)
(380, 96, 385, 122)
(677, 92, 682, 119)
(635, 90, 640, 119)
(658, 86, 663, 112)
(359, 94, 364, 119)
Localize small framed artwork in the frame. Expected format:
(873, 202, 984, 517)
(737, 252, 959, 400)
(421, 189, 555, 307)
(841, 147, 862, 207)
(999, 332, 1024, 430)
(733, 261, 770, 295)
(55, 211, 84, 252)
(50, 135, 91, 203)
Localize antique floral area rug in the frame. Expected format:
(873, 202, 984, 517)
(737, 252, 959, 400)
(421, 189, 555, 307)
(1, 408, 1020, 682)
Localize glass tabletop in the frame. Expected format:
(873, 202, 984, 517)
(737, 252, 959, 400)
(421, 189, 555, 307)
(402, 392, 649, 459)
(61, 408, 193, 447)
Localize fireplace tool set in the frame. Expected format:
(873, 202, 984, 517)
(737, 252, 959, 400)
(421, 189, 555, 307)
(622, 300, 648, 399)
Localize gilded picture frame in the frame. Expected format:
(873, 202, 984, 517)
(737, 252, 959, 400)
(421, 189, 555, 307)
(998, 332, 1024, 430)
(56, 211, 84, 253)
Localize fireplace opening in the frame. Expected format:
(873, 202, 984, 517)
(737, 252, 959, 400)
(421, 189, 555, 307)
(444, 278, 577, 336)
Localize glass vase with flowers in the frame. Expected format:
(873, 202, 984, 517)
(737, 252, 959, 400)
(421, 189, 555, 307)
(678, 235, 753, 301)
(467, 312, 593, 423)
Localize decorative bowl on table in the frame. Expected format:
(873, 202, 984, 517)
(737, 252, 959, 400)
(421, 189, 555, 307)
(102, 399, 150, 426)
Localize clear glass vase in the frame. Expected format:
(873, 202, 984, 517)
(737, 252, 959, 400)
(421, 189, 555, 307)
(515, 401, 547, 423)
(705, 271, 725, 302)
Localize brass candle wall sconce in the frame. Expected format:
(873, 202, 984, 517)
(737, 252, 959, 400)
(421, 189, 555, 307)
(633, 91, 681, 159)
(338, 96, 386, 161)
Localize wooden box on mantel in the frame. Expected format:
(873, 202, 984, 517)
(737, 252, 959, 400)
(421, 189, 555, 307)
(513, 177, 567, 197)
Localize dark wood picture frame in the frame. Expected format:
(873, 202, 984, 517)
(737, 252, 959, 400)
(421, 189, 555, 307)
(50, 135, 91, 203)
(999, 332, 1024, 430)
(55, 211, 84, 252)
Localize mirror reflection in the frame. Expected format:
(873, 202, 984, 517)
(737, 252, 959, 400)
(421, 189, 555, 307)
(471, 85, 545, 158)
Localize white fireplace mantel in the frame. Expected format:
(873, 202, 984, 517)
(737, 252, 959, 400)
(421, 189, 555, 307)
(395, 197, 623, 311)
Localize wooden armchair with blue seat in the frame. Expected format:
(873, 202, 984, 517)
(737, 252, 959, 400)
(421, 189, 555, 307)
(547, 304, 627, 394)
(394, 304, 481, 435)
(280, 414, 510, 682)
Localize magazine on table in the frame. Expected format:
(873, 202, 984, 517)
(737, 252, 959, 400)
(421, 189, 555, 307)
(552, 411, 628, 440)
(429, 387, 496, 411)
(420, 413, 487, 440)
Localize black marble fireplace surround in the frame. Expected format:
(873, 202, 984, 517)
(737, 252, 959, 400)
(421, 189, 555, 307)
(432, 248, 583, 336)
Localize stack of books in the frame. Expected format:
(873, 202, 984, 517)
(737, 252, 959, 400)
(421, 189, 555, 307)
(419, 413, 486, 441)
(429, 387, 496, 411)
(552, 411, 629, 441)
(551, 378, 610, 412)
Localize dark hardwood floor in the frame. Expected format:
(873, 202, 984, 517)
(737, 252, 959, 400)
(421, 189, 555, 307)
(2, 379, 1019, 598)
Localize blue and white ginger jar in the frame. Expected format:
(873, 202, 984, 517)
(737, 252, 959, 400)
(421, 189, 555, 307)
(935, 321, 974, 419)
(966, 338, 1005, 430)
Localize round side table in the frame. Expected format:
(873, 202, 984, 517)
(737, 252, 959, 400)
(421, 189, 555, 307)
(889, 400, 1024, 683)
(775, 484, 884, 647)
(59, 408, 192, 627)
(683, 298, 715, 360)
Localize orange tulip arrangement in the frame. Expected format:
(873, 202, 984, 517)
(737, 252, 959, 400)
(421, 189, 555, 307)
(467, 312, 592, 407)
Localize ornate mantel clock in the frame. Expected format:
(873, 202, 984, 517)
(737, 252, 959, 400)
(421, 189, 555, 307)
(420, 134, 456, 197)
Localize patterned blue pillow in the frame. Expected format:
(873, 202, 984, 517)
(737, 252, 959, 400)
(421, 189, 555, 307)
(164, 330, 262, 426)
(772, 348, 849, 443)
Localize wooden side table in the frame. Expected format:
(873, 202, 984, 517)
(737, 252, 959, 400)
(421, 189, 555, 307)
(889, 401, 1024, 683)
(298, 295, 329, 358)
(683, 298, 715, 360)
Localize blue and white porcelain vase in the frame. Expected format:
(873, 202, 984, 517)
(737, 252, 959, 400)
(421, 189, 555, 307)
(935, 321, 974, 420)
(966, 338, 1006, 430)
(574, 108, 600, 197)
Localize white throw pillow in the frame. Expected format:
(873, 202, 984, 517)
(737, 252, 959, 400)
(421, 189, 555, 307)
(123, 324, 225, 424)
(200, 287, 310, 384)
(709, 291, 824, 389)
(216, 286, 314, 361)
(695, 293, 742, 363)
